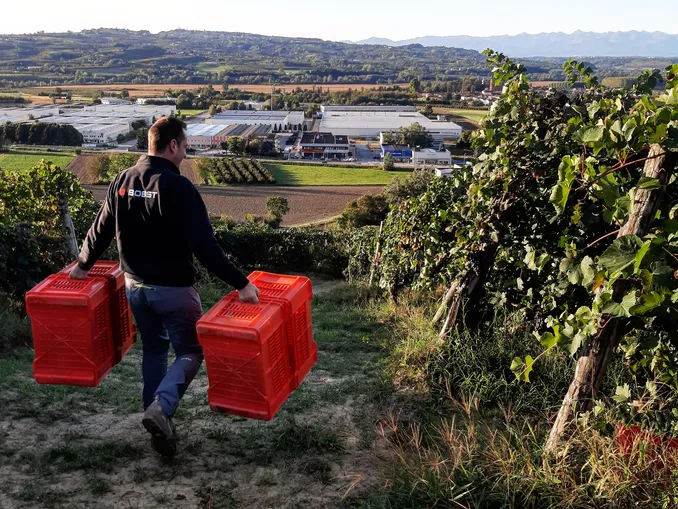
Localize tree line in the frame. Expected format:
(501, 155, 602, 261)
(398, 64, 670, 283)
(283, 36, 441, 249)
(0, 122, 83, 146)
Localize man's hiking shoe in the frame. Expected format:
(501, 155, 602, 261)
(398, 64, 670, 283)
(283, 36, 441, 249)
(142, 399, 176, 457)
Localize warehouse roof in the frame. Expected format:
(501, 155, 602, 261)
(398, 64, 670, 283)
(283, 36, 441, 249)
(213, 110, 290, 120)
(321, 105, 417, 112)
(320, 111, 461, 133)
(186, 124, 230, 137)
(300, 132, 349, 145)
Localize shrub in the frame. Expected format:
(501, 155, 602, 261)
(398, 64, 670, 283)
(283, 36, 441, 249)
(265, 196, 289, 221)
(85, 153, 139, 184)
(195, 157, 215, 184)
(382, 152, 394, 171)
(344, 226, 379, 284)
(0, 161, 98, 306)
(0, 294, 32, 357)
(214, 222, 347, 277)
(86, 154, 110, 183)
(337, 194, 389, 230)
(382, 167, 434, 205)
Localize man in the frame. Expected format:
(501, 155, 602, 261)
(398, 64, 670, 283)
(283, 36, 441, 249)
(70, 116, 259, 457)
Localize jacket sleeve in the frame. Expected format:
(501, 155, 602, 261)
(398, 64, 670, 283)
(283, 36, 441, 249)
(183, 183, 249, 290)
(77, 178, 117, 270)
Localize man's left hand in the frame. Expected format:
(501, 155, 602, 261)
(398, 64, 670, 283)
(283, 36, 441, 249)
(69, 264, 89, 279)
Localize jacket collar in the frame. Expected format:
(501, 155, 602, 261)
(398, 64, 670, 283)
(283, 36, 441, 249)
(137, 154, 181, 175)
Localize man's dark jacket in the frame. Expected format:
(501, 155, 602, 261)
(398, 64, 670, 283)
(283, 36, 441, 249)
(78, 155, 249, 289)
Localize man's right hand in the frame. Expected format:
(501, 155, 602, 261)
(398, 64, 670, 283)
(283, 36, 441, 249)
(69, 264, 89, 280)
(238, 282, 260, 304)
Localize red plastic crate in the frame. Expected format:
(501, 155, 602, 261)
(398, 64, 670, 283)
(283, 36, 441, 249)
(247, 271, 317, 389)
(196, 295, 293, 420)
(61, 261, 136, 363)
(26, 274, 115, 386)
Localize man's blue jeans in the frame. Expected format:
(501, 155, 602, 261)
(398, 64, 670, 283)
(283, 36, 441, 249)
(125, 278, 204, 417)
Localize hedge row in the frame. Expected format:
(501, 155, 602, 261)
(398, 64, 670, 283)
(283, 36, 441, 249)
(213, 222, 347, 278)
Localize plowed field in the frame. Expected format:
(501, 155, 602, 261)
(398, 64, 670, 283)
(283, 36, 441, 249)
(84, 184, 382, 226)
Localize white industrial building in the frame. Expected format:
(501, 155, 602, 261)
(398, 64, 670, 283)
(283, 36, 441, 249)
(0, 105, 60, 123)
(319, 105, 462, 142)
(137, 97, 177, 105)
(82, 104, 176, 125)
(206, 110, 305, 131)
(298, 132, 352, 160)
(75, 124, 130, 145)
(321, 105, 417, 113)
(185, 124, 230, 149)
(434, 163, 471, 178)
(412, 148, 452, 166)
(100, 97, 132, 105)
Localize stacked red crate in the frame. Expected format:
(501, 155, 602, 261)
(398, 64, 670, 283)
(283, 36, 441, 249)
(26, 274, 115, 386)
(196, 294, 293, 420)
(246, 271, 317, 389)
(60, 261, 136, 363)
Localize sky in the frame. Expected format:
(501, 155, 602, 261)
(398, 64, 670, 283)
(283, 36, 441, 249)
(2, 0, 678, 42)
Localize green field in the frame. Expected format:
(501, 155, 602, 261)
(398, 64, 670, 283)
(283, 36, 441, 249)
(177, 109, 206, 117)
(0, 152, 75, 172)
(433, 107, 489, 125)
(263, 163, 411, 185)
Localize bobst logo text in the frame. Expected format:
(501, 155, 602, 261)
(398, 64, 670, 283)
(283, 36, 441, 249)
(119, 188, 158, 199)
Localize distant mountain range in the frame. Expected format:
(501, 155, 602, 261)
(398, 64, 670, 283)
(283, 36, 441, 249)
(353, 31, 678, 58)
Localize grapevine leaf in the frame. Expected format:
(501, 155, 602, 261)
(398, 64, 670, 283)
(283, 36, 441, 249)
(540, 332, 557, 350)
(631, 292, 664, 315)
(634, 241, 651, 273)
(637, 177, 662, 190)
(580, 256, 595, 286)
(581, 126, 605, 143)
(598, 236, 643, 276)
(613, 384, 631, 403)
(601, 291, 638, 317)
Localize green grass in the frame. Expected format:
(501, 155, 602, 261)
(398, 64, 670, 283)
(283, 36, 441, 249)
(433, 108, 489, 124)
(263, 163, 411, 185)
(0, 152, 75, 172)
(177, 109, 206, 117)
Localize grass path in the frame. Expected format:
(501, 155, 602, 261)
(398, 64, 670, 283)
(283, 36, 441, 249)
(0, 279, 391, 509)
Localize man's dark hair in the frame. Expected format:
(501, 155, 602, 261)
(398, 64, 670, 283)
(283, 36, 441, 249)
(148, 116, 187, 153)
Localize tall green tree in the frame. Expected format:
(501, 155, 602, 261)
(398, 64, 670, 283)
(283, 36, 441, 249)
(400, 123, 433, 148)
(136, 128, 149, 150)
(227, 136, 245, 155)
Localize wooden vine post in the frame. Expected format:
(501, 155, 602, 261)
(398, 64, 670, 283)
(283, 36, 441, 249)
(546, 144, 677, 453)
(368, 221, 384, 286)
(59, 196, 79, 259)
